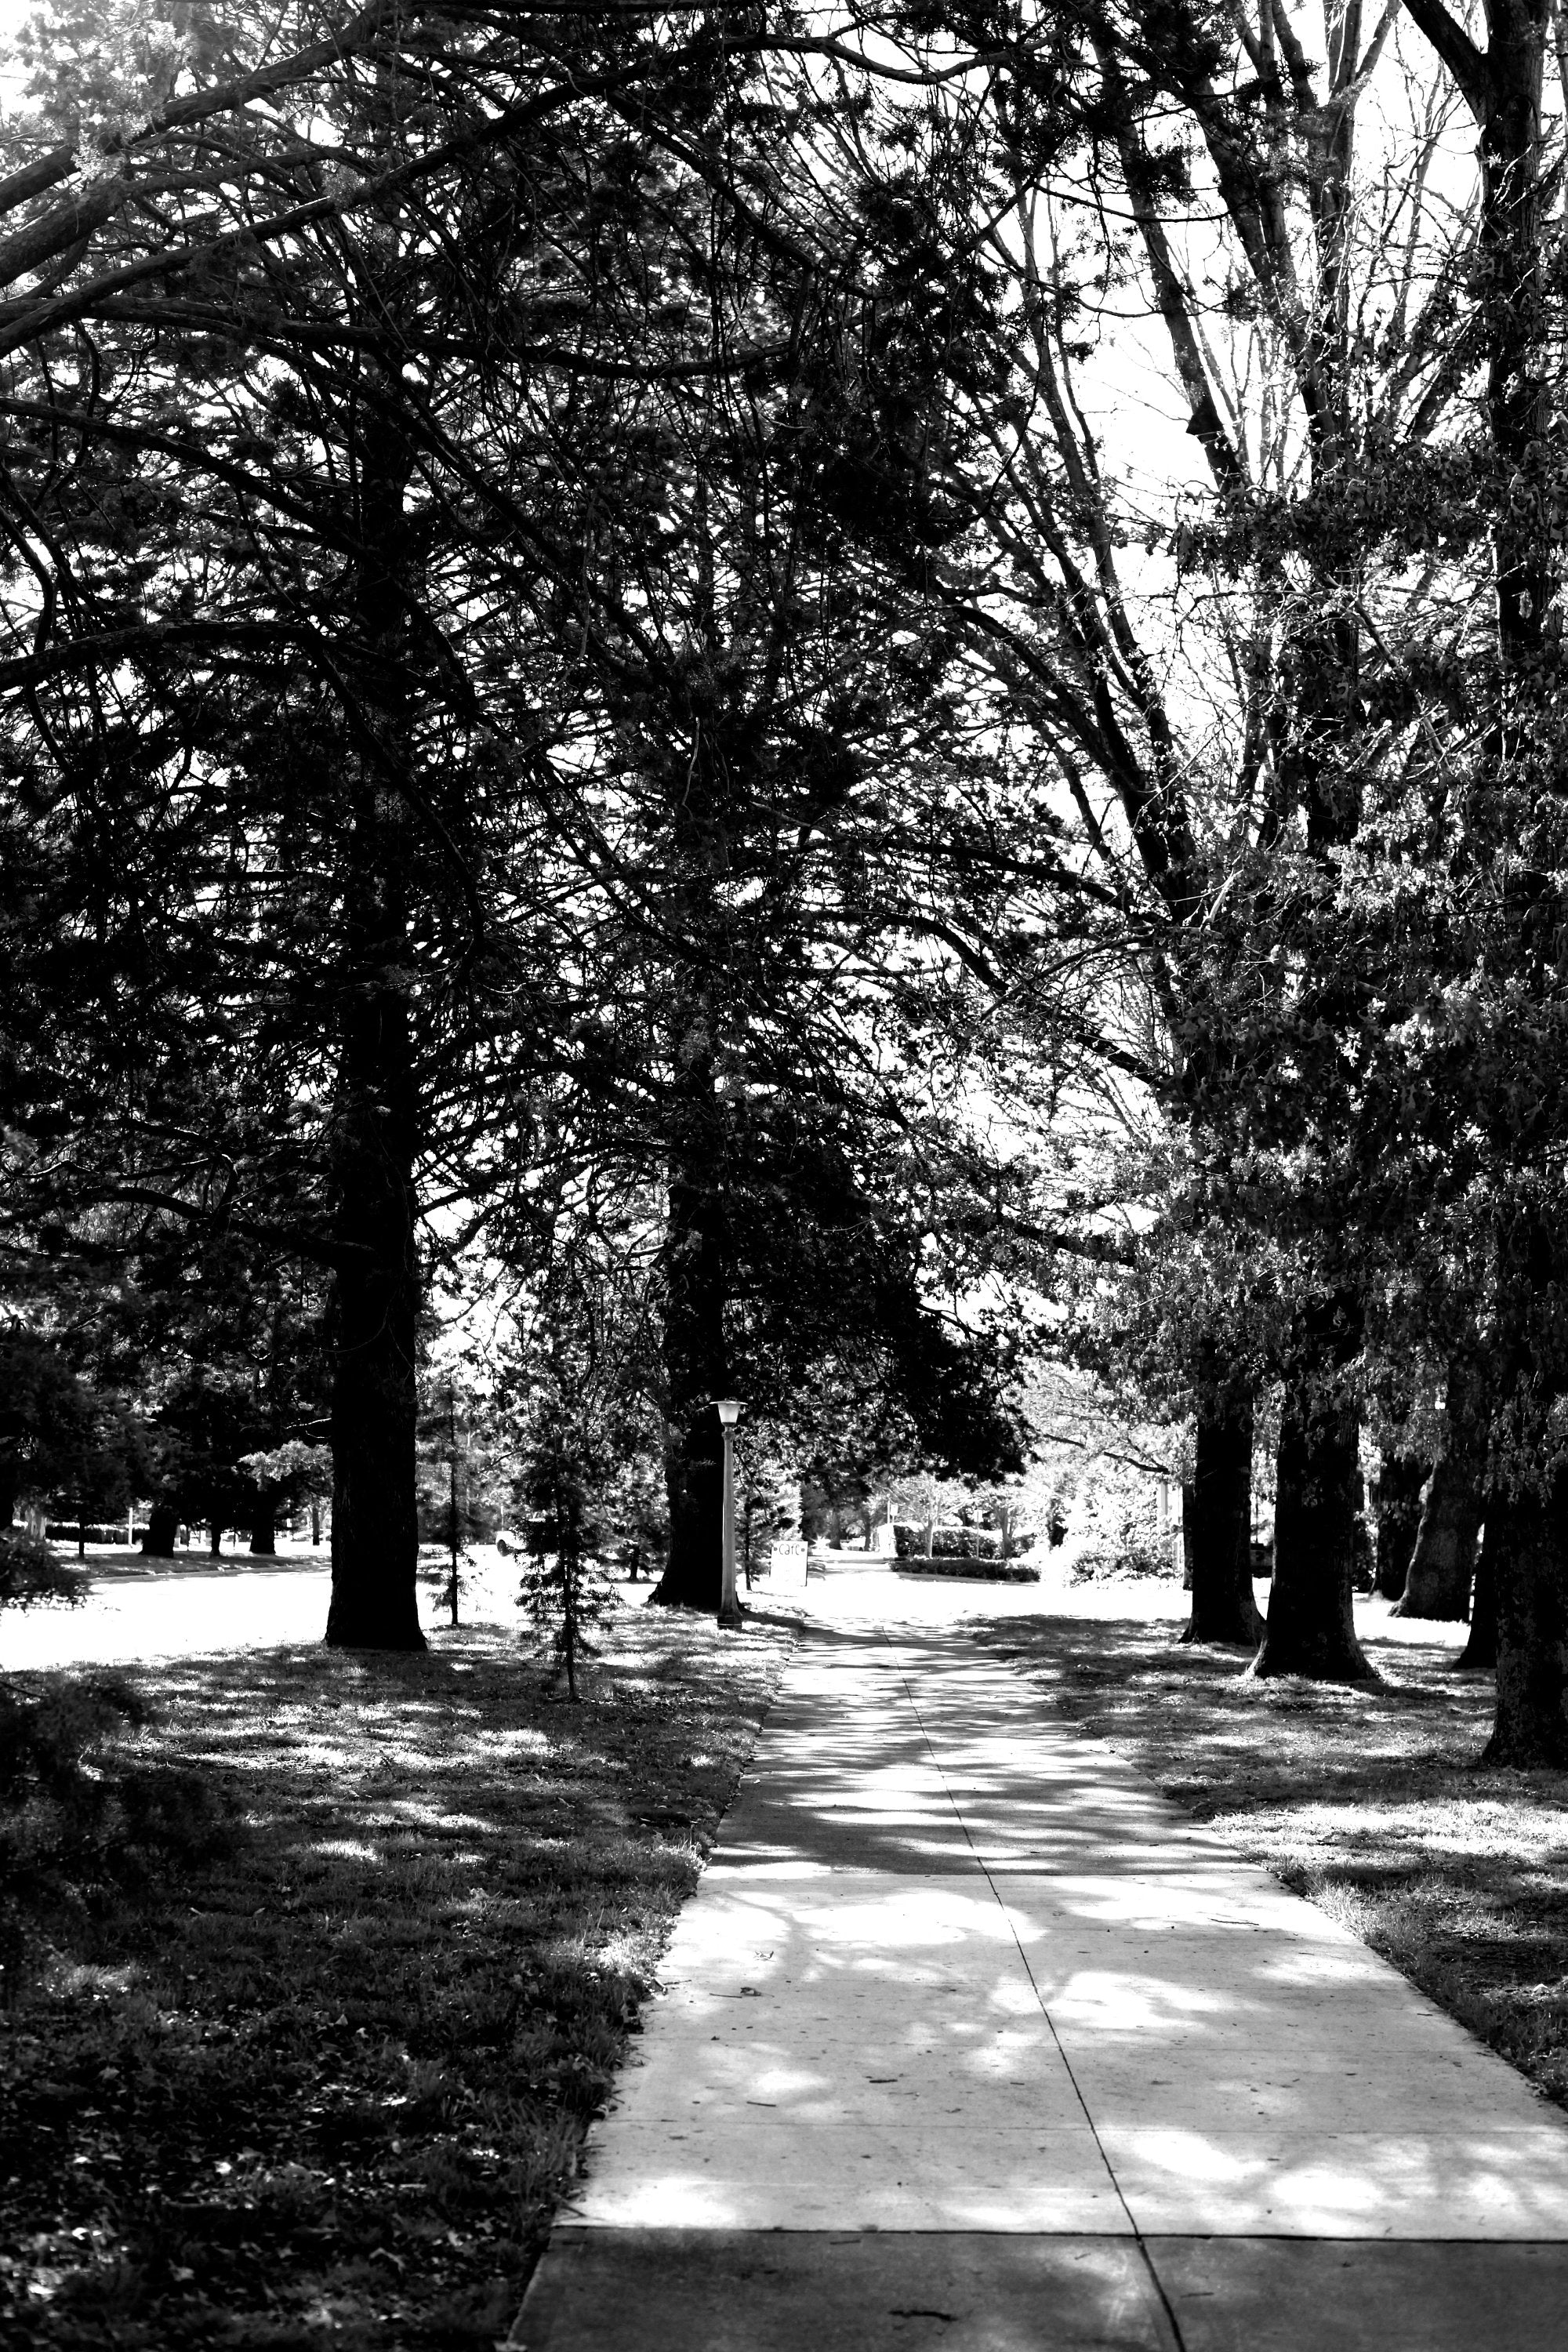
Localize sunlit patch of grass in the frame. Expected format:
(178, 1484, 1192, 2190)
(975, 1611, 1568, 2111)
(0, 1605, 793, 2349)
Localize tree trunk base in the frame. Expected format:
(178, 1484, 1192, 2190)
(1482, 1479, 1568, 1762)
(1251, 1374, 1379, 1684)
(1460, 1523, 1497, 1669)
(1181, 1388, 1263, 1647)
(140, 1501, 180, 1558)
(325, 1599, 426, 1652)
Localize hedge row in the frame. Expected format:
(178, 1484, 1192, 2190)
(892, 1524, 1024, 1562)
(896, 1559, 1041, 1584)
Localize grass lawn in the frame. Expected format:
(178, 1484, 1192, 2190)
(974, 1601, 1568, 2111)
(1, 1588, 794, 2350)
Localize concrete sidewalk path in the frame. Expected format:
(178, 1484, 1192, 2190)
(512, 1617, 1568, 2349)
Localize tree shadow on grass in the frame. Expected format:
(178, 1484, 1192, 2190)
(971, 1610, 1568, 2112)
(0, 1611, 793, 2351)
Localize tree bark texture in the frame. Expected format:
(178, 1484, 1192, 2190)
(323, 897, 423, 1648)
(1181, 1388, 1262, 1646)
(1396, 1359, 1486, 1619)
(1396, 1457, 1479, 1620)
(1483, 1470, 1568, 1762)
(140, 1500, 179, 1556)
(324, 414, 423, 1652)
(1373, 1452, 1427, 1599)
(652, 1013, 731, 1611)
(1251, 1376, 1377, 1681)
(1461, 1516, 1498, 1669)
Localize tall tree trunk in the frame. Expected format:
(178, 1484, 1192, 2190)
(325, 413, 423, 1653)
(0, 1465, 15, 1529)
(1483, 1471, 1568, 1762)
(1461, 1513, 1498, 1669)
(1251, 1374, 1377, 1682)
(1395, 1359, 1485, 1619)
(140, 1499, 179, 1557)
(1395, 1455, 1479, 1620)
(651, 1002, 730, 1611)
(250, 1497, 277, 1558)
(324, 887, 423, 1648)
(209, 1521, 223, 1559)
(1401, 0, 1556, 1742)
(1373, 1451, 1427, 1599)
(1181, 1387, 1262, 1646)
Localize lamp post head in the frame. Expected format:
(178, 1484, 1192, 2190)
(714, 1398, 743, 1428)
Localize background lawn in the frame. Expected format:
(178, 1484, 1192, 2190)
(0, 1588, 794, 2350)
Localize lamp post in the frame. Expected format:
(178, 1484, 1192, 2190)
(716, 1398, 743, 1628)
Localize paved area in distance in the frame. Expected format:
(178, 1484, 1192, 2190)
(514, 1594, 1568, 2350)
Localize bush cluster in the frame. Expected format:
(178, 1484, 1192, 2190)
(1070, 1533, 1174, 1583)
(0, 1649, 230, 2003)
(0, 1529, 86, 1610)
(892, 1523, 1015, 1561)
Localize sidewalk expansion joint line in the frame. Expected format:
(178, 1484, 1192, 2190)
(899, 1653, 1191, 2352)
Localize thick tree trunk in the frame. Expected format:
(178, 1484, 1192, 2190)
(1395, 1359, 1486, 1620)
(1483, 1470, 1568, 1762)
(1461, 1515, 1498, 1669)
(325, 416, 423, 1653)
(0, 1467, 14, 1529)
(209, 1521, 223, 1558)
(1181, 1388, 1262, 1646)
(250, 1497, 277, 1558)
(1251, 1376, 1377, 1682)
(1373, 1453, 1427, 1599)
(140, 1500, 179, 1557)
(1395, 1452, 1480, 1620)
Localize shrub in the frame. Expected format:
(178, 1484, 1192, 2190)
(0, 1674, 230, 2003)
(0, 1530, 85, 1610)
(1070, 1532, 1174, 1584)
(893, 1523, 1007, 1562)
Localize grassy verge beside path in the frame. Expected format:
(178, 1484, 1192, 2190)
(974, 1609, 1568, 2111)
(2, 1599, 794, 2350)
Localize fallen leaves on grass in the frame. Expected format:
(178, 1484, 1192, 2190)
(973, 1611, 1568, 2111)
(0, 1602, 793, 2349)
